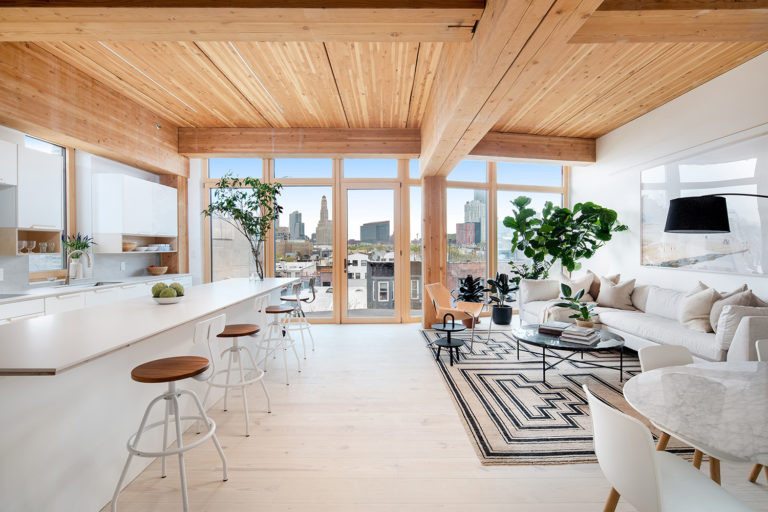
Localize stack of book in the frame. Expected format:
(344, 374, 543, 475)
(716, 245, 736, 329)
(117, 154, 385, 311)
(559, 325, 600, 345)
(538, 321, 571, 336)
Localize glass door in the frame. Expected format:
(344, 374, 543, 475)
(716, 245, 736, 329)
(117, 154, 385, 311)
(342, 185, 400, 322)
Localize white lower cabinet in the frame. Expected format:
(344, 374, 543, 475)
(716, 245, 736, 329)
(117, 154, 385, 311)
(44, 293, 85, 314)
(0, 299, 45, 321)
(84, 287, 122, 307)
(119, 283, 145, 299)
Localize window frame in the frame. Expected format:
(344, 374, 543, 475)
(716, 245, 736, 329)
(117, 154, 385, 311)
(377, 281, 390, 302)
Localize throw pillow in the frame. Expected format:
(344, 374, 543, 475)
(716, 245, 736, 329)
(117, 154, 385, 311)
(715, 305, 768, 352)
(645, 287, 685, 321)
(631, 284, 655, 312)
(710, 287, 752, 332)
(597, 277, 636, 310)
(586, 270, 619, 300)
(561, 274, 594, 302)
(678, 286, 720, 333)
(520, 279, 560, 303)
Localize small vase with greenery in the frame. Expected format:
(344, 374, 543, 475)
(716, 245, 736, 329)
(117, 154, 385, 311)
(202, 173, 282, 280)
(503, 196, 628, 286)
(553, 283, 597, 328)
(486, 273, 517, 326)
(455, 274, 487, 327)
(61, 233, 95, 279)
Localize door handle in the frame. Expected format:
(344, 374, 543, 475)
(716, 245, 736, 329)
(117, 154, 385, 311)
(344, 258, 348, 271)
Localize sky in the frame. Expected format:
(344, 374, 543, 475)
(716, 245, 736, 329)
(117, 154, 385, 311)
(208, 157, 561, 243)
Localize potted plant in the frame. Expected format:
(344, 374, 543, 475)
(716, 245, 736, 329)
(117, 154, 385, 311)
(202, 173, 282, 280)
(455, 274, 487, 328)
(503, 196, 628, 285)
(61, 233, 95, 279)
(486, 273, 517, 325)
(553, 283, 597, 328)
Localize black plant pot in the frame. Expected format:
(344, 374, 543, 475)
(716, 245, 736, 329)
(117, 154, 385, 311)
(491, 304, 512, 325)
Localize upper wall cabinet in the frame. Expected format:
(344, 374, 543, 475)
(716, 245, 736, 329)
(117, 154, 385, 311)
(93, 174, 177, 237)
(0, 139, 18, 186)
(17, 147, 64, 230)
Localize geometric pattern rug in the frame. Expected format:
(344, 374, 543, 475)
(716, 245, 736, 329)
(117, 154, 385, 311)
(421, 329, 695, 465)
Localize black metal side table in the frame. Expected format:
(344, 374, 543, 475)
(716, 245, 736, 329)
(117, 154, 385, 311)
(431, 314, 467, 367)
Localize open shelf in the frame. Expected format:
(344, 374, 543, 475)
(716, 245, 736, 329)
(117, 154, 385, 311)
(0, 227, 62, 256)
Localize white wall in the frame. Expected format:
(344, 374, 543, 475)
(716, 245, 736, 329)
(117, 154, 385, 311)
(572, 51, 768, 297)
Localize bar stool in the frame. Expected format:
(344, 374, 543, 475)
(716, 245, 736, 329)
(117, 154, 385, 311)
(281, 280, 316, 358)
(254, 304, 302, 385)
(111, 356, 228, 512)
(197, 315, 271, 437)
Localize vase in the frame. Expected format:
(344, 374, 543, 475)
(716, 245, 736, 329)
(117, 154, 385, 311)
(69, 261, 80, 279)
(491, 305, 512, 325)
(576, 319, 595, 328)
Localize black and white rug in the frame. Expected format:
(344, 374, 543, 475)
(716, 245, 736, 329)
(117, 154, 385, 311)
(421, 329, 693, 465)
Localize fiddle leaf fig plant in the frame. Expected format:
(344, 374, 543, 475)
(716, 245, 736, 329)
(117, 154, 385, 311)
(202, 173, 283, 280)
(503, 196, 628, 285)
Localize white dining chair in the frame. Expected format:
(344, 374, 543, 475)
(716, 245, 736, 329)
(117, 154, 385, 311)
(583, 384, 753, 512)
(749, 340, 768, 485)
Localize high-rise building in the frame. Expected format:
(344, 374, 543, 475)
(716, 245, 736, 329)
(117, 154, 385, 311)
(456, 222, 480, 245)
(315, 195, 333, 245)
(464, 200, 486, 243)
(289, 210, 305, 240)
(360, 221, 390, 243)
(474, 189, 486, 203)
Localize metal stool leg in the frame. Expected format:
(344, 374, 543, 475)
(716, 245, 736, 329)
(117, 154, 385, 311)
(182, 389, 228, 482)
(245, 347, 271, 413)
(223, 348, 234, 411)
(234, 340, 251, 437)
(170, 390, 189, 512)
(161, 399, 169, 478)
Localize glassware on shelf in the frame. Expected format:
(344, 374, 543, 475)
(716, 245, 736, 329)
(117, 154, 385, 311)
(26, 241, 36, 253)
(39, 242, 48, 254)
(17, 241, 27, 253)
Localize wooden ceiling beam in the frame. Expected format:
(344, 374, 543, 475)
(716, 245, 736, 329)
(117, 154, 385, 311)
(0, 42, 187, 176)
(419, 0, 603, 178)
(470, 132, 596, 163)
(570, 0, 768, 43)
(0, 1, 483, 42)
(178, 127, 421, 157)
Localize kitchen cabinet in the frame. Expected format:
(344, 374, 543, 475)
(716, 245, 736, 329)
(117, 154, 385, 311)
(119, 283, 145, 299)
(44, 293, 85, 314)
(84, 287, 122, 307)
(152, 184, 178, 236)
(122, 176, 154, 235)
(0, 298, 44, 321)
(17, 146, 63, 230)
(0, 139, 18, 186)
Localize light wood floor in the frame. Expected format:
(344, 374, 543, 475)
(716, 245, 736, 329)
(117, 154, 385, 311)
(106, 324, 768, 511)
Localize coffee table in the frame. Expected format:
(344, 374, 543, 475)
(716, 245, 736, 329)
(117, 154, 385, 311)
(511, 324, 625, 382)
(431, 321, 467, 366)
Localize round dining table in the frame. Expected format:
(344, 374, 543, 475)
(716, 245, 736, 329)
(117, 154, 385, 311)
(623, 361, 768, 466)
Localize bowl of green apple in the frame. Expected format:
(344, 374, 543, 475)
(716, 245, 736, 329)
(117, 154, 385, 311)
(152, 282, 185, 304)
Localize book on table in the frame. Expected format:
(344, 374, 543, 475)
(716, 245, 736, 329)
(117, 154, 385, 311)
(538, 321, 572, 335)
(559, 325, 600, 345)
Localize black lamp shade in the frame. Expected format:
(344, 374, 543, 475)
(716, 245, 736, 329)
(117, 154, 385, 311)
(664, 196, 730, 233)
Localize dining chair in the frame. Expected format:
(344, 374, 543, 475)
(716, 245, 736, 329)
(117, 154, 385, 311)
(584, 384, 753, 512)
(749, 340, 768, 485)
(425, 282, 491, 352)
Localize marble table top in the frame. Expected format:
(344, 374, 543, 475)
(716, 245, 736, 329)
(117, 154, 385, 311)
(624, 362, 768, 465)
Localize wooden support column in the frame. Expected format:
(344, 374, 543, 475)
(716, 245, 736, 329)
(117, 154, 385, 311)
(160, 175, 189, 275)
(422, 175, 447, 328)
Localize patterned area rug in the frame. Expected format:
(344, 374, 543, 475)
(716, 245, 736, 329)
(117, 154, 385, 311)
(421, 329, 694, 465)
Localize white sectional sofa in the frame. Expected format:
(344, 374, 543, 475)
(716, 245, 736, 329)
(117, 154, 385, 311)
(518, 277, 768, 362)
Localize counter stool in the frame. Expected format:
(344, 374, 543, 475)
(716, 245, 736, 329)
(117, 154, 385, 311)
(197, 318, 271, 437)
(281, 279, 317, 358)
(254, 304, 302, 386)
(111, 356, 228, 512)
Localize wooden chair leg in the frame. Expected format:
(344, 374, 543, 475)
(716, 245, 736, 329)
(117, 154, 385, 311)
(603, 487, 620, 512)
(656, 432, 670, 451)
(764, 465, 768, 485)
(748, 464, 763, 483)
(692, 449, 703, 469)
(710, 457, 721, 485)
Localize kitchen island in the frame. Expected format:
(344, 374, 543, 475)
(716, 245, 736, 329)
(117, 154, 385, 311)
(0, 278, 296, 511)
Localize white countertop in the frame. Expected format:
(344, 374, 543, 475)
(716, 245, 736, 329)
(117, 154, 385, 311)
(0, 273, 192, 306)
(0, 278, 295, 376)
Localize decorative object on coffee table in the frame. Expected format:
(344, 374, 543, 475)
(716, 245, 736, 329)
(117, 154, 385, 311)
(553, 283, 596, 328)
(487, 273, 517, 325)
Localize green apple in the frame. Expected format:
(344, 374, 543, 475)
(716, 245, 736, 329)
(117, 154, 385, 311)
(169, 282, 184, 297)
(158, 287, 177, 298)
(151, 282, 168, 298)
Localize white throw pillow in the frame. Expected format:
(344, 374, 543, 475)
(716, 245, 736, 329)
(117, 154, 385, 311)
(520, 279, 560, 303)
(678, 286, 720, 333)
(631, 284, 655, 312)
(597, 277, 636, 310)
(710, 287, 752, 332)
(715, 305, 768, 351)
(561, 274, 594, 301)
(645, 287, 685, 321)
(586, 270, 619, 300)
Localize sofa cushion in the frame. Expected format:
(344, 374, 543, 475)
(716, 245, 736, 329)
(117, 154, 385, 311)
(678, 286, 720, 333)
(561, 274, 594, 302)
(599, 310, 720, 360)
(520, 279, 559, 304)
(710, 289, 754, 332)
(597, 277, 636, 310)
(522, 300, 554, 320)
(646, 287, 684, 321)
(715, 305, 768, 352)
(631, 284, 655, 312)
(586, 270, 620, 301)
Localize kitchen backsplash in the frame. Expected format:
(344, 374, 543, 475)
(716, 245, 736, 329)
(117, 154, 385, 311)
(0, 255, 30, 292)
(91, 253, 161, 280)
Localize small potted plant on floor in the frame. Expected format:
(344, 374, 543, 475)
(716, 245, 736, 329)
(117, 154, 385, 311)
(553, 283, 596, 328)
(455, 274, 487, 328)
(487, 273, 517, 326)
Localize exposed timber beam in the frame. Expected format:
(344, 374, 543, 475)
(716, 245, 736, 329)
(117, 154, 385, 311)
(0, 43, 187, 176)
(470, 132, 596, 163)
(0, 1, 483, 42)
(570, 0, 768, 43)
(419, 0, 603, 178)
(178, 127, 421, 157)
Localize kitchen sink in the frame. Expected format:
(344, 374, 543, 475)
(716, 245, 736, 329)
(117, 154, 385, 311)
(93, 281, 122, 287)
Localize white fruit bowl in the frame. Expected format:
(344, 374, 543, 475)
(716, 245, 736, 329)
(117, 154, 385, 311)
(154, 296, 182, 305)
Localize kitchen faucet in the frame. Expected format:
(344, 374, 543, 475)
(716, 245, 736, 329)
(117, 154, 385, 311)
(65, 250, 92, 286)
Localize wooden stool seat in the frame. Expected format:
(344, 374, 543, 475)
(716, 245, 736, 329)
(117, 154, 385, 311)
(217, 323, 260, 338)
(281, 295, 309, 302)
(131, 356, 210, 384)
(266, 304, 294, 314)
